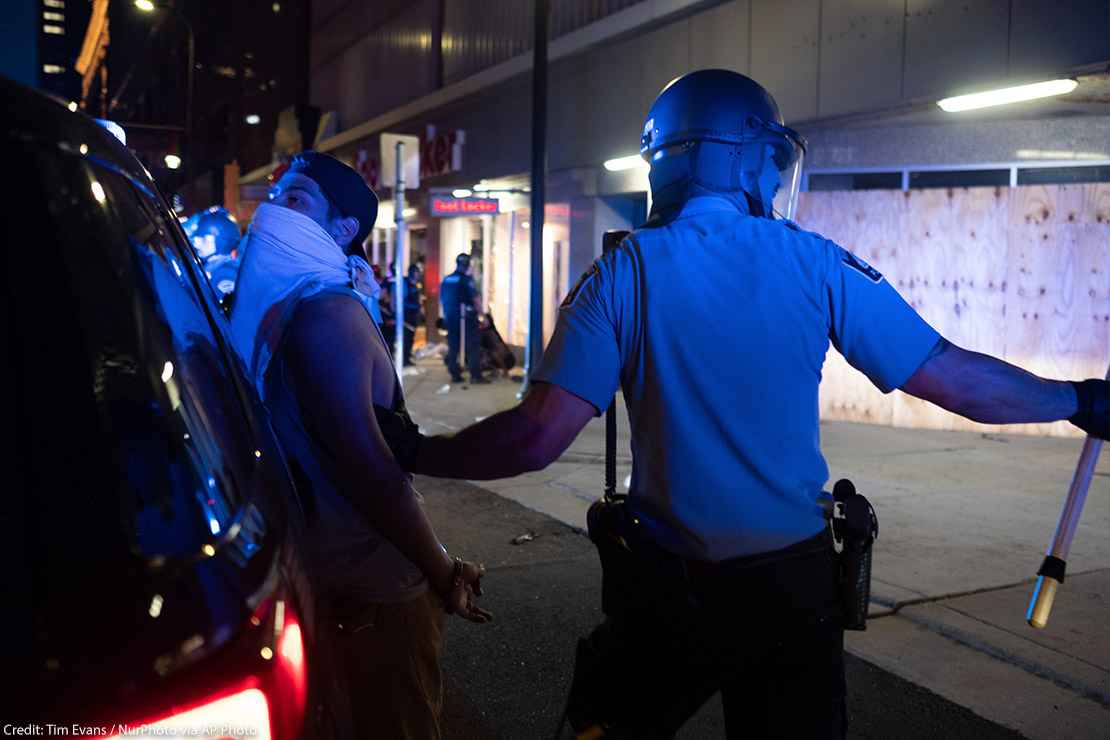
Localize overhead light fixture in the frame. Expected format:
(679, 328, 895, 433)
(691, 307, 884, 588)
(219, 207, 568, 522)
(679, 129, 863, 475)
(937, 79, 1078, 113)
(604, 154, 649, 172)
(472, 182, 490, 191)
(244, 113, 261, 125)
(134, 0, 156, 11)
(67, 101, 78, 112)
(452, 188, 472, 198)
(1015, 148, 1109, 161)
(164, 154, 182, 170)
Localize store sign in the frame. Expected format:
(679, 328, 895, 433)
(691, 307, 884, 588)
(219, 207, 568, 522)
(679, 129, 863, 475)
(421, 126, 464, 179)
(430, 196, 499, 217)
(354, 149, 379, 189)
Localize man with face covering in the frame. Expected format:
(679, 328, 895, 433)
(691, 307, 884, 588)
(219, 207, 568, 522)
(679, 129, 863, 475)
(374, 71, 1107, 738)
(230, 151, 491, 739)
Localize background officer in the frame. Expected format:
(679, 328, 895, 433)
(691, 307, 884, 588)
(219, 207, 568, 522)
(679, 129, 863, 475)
(439, 253, 486, 383)
(382, 70, 1108, 738)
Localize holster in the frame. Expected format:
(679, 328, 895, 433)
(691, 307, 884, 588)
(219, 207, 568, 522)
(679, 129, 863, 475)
(827, 479, 879, 631)
(587, 496, 689, 619)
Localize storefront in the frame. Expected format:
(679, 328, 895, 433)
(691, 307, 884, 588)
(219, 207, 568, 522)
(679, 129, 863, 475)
(337, 119, 579, 350)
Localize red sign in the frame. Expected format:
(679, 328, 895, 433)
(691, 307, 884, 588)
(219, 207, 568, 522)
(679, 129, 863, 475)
(421, 126, 464, 179)
(430, 196, 499, 216)
(354, 149, 380, 190)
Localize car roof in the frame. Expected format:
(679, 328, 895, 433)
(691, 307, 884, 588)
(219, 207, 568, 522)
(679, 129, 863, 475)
(1, 74, 159, 191)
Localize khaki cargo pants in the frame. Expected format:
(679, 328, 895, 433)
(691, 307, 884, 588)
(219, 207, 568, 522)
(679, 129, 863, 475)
(334, 590, 446, 739)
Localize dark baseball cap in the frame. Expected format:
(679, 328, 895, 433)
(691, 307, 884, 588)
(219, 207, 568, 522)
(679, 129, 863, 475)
(288, 151, 378, 248)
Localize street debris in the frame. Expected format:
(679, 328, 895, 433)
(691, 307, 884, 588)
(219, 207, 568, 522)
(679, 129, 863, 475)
(414, 342, 447, 360)
(510, 531, 537, 545)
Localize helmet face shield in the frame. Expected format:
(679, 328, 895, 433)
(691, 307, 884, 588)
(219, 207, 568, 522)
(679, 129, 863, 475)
(759, 121, 806, 222)
(771, 138, 805, 222)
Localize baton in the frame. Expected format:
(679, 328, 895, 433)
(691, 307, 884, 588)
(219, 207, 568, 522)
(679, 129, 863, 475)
(601, 231, 628, 503)
(1026, 364, 1109, 629)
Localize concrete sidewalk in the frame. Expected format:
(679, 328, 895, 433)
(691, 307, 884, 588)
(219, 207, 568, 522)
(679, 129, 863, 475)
(400, 359, 1110, 739)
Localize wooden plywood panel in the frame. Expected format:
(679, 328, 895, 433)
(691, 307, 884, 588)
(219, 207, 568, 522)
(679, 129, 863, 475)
(803, 184, 1105, 438)
(1003, 185, 1110, 437)
(805, 190, 905, 427)
(893, 187, 1010, 433)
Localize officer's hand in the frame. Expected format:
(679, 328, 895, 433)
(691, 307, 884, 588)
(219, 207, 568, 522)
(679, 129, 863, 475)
(373, 405, 427, 471)
(441, 560, 493, 624)
(1069, 379, 1109, 440)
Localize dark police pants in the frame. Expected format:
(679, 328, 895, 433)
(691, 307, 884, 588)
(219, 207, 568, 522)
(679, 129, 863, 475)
(444, 310, 481, 380)
(570, 530, 846, 740)
(402, 309, 420, 365)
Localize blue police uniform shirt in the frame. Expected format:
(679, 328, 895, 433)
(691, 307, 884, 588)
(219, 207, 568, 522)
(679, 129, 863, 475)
(534, 194, 940, 561)
(440, 269, 476, 320)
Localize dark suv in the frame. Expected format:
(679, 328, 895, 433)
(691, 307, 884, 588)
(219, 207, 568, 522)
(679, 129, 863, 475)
(4, 76, 341, 738)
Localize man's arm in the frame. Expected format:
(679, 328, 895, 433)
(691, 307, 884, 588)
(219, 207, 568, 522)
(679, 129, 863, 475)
(284, 295, 488, 619)
(900, 338, 1078, 424)
(413, 381, 596, 479)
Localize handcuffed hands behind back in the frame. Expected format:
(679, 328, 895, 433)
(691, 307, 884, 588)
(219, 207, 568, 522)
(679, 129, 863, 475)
(440, 559, 493, 624)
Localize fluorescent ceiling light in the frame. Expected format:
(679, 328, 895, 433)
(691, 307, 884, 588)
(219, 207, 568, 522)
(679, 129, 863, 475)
(1015, 148, 1109, 161)
(244, 113, 261, 125)
(135, 0, 156, 11)
(164, 154, 182, 170)
(937, 79, 1078, 113)
(604, 155, 649, 172)
(452, 188, 472, 198)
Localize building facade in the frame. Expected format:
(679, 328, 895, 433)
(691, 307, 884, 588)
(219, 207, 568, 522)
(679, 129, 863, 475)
(293, 0, 1110, 357)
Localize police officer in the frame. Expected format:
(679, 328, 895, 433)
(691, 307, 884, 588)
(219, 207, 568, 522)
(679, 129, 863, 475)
(378, 70, 1108, 738)
(403, 263, 425, 366)
(439, 253, 486, 383)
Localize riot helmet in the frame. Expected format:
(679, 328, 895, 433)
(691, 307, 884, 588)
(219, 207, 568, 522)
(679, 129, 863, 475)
(184, 206, 242, 260)
(640, 69, 806, 220)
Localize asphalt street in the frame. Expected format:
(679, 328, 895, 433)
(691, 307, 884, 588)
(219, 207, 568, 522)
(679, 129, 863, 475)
(421, 476, 1029, 740)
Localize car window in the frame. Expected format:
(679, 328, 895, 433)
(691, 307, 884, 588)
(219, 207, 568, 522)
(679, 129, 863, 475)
(26, 149, 267, 560)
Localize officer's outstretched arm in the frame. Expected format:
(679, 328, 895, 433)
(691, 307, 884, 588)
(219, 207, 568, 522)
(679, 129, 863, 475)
(899, 337, 1105, 436)
(412, 381, 596, 479)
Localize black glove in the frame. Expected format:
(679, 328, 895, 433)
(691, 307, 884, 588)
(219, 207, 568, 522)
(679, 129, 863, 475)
(373, 405, 427, 471)
(1069, 379, 1109, 440)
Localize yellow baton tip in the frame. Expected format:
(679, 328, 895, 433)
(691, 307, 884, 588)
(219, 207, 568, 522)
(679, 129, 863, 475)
(1026, 575, 1059, 629)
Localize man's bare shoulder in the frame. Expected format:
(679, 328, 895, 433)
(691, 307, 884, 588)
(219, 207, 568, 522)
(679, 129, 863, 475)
(285, 292, 383, 372)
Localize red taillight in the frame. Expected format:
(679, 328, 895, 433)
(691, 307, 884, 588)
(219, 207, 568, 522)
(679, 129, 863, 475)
(105, 598, 308, 740)
(105, 685, 271, 739)
(269, 602, 308, 737)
